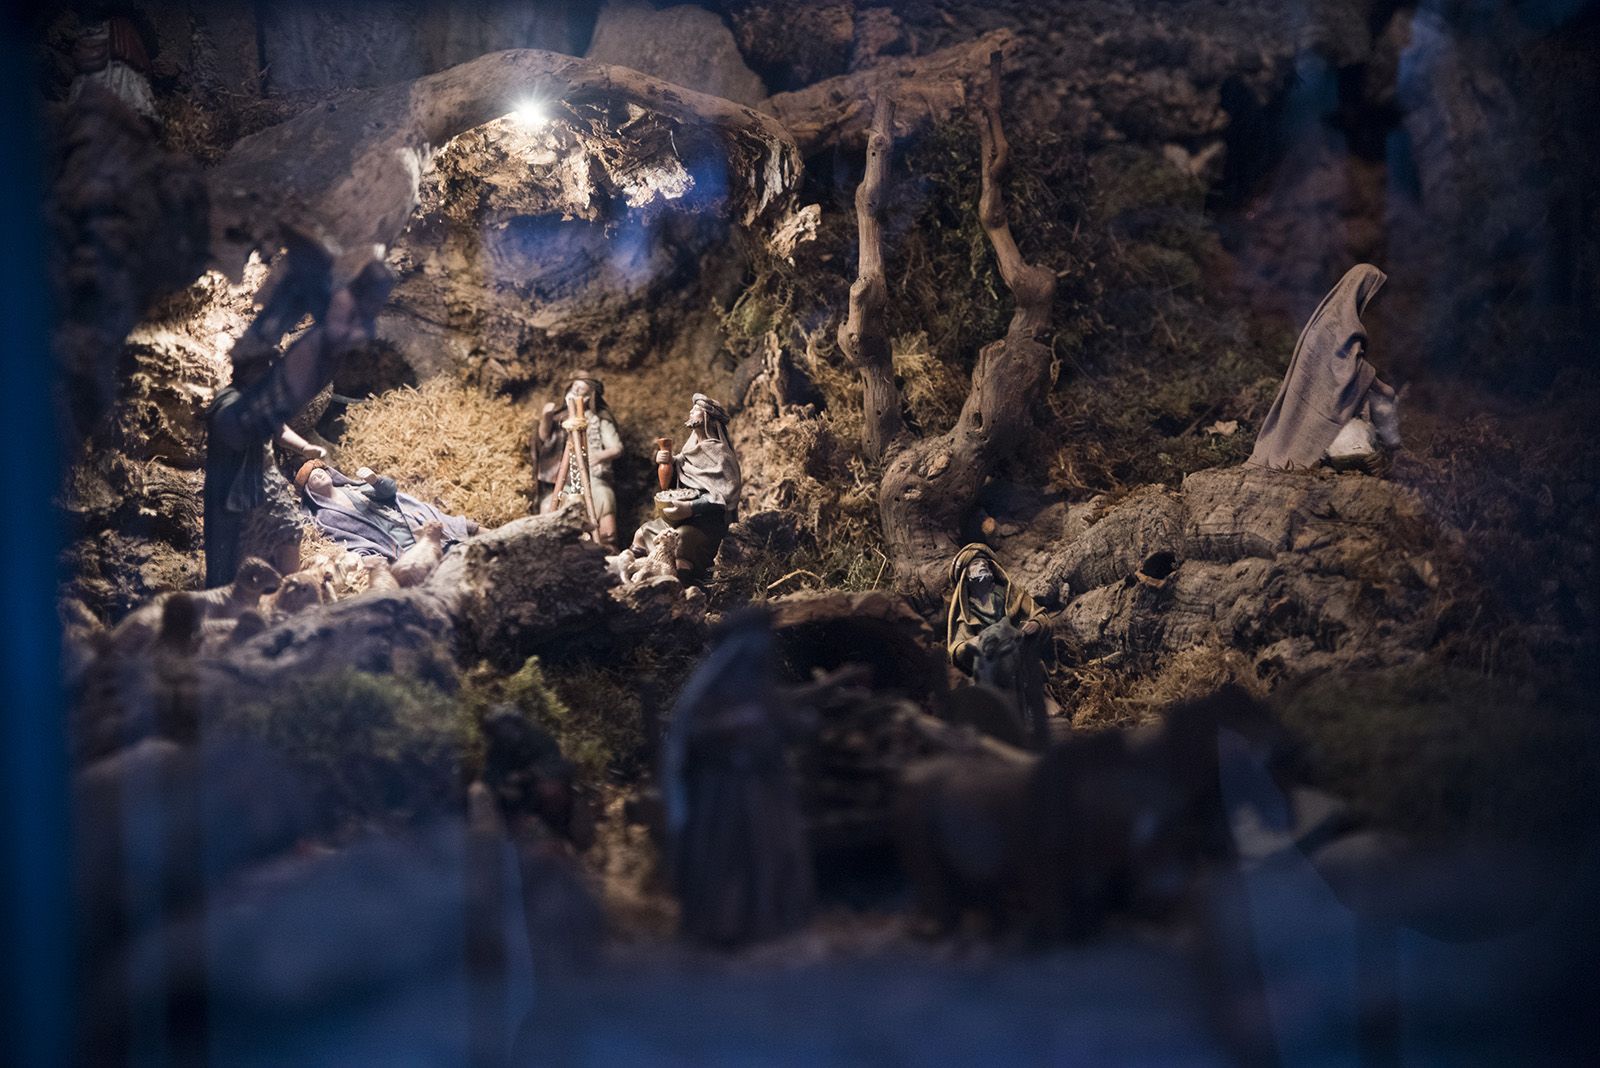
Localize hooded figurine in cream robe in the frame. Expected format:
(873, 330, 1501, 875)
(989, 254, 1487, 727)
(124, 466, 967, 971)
(1249, 264, 1401, 471)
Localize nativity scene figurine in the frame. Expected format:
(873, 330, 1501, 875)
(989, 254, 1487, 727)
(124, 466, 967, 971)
(533, 375, 624, 550)
(202, 236, 395, 587)
(613, 392, 741, 587)
(295, 461, 478, 582)
(946, 543, 1056, 750)
(1250, 263, 1403, 474)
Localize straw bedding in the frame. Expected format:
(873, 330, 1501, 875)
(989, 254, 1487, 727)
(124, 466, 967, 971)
(335, 378, 536, 528)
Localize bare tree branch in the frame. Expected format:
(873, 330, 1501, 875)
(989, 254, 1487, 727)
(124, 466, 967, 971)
(766, 30, 1016, 156)
(875, 49, 1058, 602)
(975, 49, 1056, 342)
(838, 94, 902, 463)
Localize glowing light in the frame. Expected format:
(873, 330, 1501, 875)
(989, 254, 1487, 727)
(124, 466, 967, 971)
(510, 99, 550, 128)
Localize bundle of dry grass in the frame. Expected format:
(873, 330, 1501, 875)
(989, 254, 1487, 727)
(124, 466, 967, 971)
(893, 331, 968, 437)
(722, 404, 889, 598)
(336, 378, 535, 528)
(1062, 645, 1269, 732)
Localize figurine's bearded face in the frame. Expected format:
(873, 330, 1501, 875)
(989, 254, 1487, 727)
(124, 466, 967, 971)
(566, 379, 594, 409)
(965, 559, 996, 598)
(685, 402, 707, 430)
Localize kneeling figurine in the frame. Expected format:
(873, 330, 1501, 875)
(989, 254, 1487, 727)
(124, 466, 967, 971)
(614, 393, 740, 587)
(1250, 263, 1402, 474)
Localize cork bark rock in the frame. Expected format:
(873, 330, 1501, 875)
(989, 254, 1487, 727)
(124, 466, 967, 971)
(1036, 466, 1458, 679)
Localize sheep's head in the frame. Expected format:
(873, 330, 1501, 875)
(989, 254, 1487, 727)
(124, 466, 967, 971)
(652, 527, 681, 561)
(275, 573, 325, 615)
(235, 557, 283, 597)
(229, 609, 268, 645)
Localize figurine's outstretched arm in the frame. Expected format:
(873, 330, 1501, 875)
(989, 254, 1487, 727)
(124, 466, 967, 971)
(274, 424, 325, 459)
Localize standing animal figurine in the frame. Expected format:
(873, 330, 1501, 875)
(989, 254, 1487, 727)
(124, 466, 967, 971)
(896, 685, 1291, 941)
(110, 557, 282, 655)
(268, 572, 327, 619)
(389, 521, 446, 587)
(624, 526, 682, 586)
(359, 556, 401, 593)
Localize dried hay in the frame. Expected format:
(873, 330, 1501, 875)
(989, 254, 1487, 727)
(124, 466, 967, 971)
(721, 404, 889, 600)
(1061, 644, 1268, 732)
(336, 377, 535, 527)
(893, 331, 968, 437)
(798, 328, 865, 447)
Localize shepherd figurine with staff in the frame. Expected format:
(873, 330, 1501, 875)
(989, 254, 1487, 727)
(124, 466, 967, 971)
(532, 375, 624, 549)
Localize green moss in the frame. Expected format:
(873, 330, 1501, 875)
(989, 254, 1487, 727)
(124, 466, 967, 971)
(1275, 664, 1599, 849)
(1089, 144, 1208, 224)
(544, 665, 648, 780)
(1033, 144, 1295, 494)
(463, 655, 661, 783)
(222, 668, 473, 831)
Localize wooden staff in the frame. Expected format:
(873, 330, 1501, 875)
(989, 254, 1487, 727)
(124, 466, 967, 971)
(556, 392, 600, 526)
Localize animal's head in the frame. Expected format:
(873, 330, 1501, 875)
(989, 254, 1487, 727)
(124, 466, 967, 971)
(235, 557, 282, 597)
(655, 527, 681, 556)
(417, 520, 446, 544)
(976, 617, 1021, 660)
(308, 556, 340, 599)
(274, 574, 324, 614)
(158, 593, 201, 646)
(230, 609, 268, 644)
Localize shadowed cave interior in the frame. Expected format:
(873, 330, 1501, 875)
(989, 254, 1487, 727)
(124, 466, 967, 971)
(21, 0, 1600, 1062)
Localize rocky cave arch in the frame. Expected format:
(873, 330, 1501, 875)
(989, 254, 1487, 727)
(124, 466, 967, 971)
(206, 48, 802, 286)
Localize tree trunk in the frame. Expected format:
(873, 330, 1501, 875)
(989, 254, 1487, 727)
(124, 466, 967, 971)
(837, 94, 901, 463)
(876, 49, 1058, 603)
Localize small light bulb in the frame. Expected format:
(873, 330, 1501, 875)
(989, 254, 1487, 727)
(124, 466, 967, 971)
(511, 99, 549, 128)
